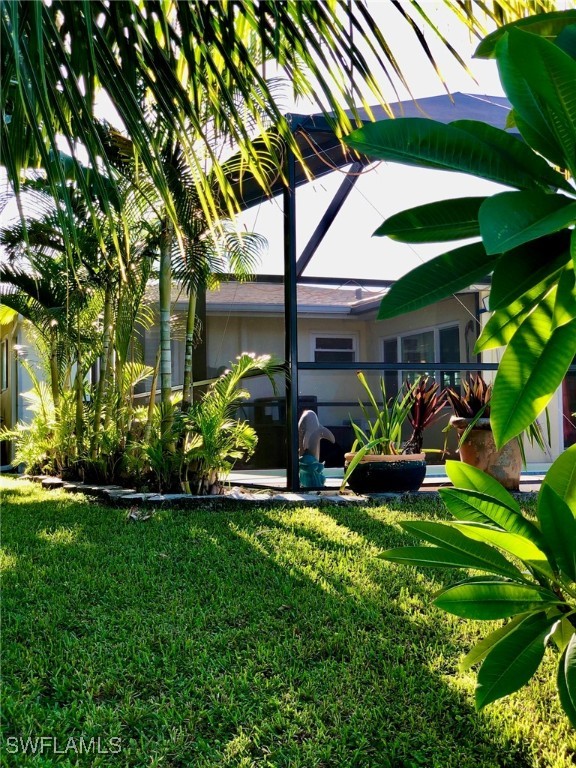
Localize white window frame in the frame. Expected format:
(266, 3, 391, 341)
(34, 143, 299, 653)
(381, 323, 461, 391)
(310, 332, 358, 363)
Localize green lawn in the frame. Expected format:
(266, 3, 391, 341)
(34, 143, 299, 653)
(1, 477, 574, 768)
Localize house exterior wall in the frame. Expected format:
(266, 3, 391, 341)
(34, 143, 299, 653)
(144, 293, 478, 389)
(0, 317, 17, 464)
(198, 292, 564, 465)
(198, 296, 479, 462)
(0, 318, 35, 465)
(368, 295, 477, 362)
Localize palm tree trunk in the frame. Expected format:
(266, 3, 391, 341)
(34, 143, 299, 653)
(49, 329, 60, 410)
(181, 289, 197, 412)
(159, 217, 172, 403)
(144, 346, 161, 445)
(102, 337, 116, 433)
(90, 286, 113, 458)
(74, 349, 84, 461)
(126, 330, 136, 435)
(159, 216, 173, 437)
(116, 354, 126, 443)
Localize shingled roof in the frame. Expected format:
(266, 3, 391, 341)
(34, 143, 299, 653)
(206, 282, 385, 314)
(146, 281, 387, 315)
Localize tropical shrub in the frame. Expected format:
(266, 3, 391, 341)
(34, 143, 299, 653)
(380, 448, 576, 725)
(0, 358, 76, 475)
(445, 374, 492, 420)
(121, 353, 282, 494)
(140, 402, 186, 494)
(344, 9, 576, 727)
(180, 353, 282, 495)
(347, 371, 416, 458)
(0, 170, 157, 477)
(444, 372, 549, 461)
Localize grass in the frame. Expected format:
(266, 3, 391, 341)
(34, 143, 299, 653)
(1, 476, 574, 768)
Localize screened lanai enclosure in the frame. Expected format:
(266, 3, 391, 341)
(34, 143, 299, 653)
(134, 92, 575, 490)
(4, 92, 574, 485)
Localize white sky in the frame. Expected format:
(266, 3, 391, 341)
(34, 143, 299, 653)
(237, 1, 508, 280)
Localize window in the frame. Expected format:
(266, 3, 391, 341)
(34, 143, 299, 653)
(313, 335, 357, 363)
(383, 339, 399, 397)
(383, 325, 461, 392)
(401, 330, 435, 383)
(0, 339, 8, 391)
(439, 326, 461, 389)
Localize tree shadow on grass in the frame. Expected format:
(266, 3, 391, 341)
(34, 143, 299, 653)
(1, 483, 573, 768)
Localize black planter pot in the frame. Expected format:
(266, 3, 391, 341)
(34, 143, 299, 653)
(344, 453, 426, 493)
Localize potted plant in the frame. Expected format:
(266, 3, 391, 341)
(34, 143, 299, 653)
(444, 373, 515, 485)
(404, 376, 447, 455)
(445, 373, 548, 491)
(341, 373, 444, 494)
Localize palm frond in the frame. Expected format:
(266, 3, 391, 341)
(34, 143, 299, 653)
(3, 0, 514, 260)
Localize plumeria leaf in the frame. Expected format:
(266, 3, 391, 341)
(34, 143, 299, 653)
(444, 460, 520, 511)
(495, 31, 566, 169)
(459, 613, 529, 672)
(538, 484, 576, 581)
(551, 617, 576, 654)
(451, 119, 572, 193)
(475, 275, 557, 352)
(374, 197, 483, 242)
(553, 264, 576, 330)
(476, 611, 559, 709)
(400, 521, 526, 581)
(376, 243, 498, 320)
(558, 635, 576, 728)
(475, 10, 576, 59)
(488, 231, 569, 311)
(345, 118, 560, 190)
(491, 310, 576, 448)
(542, 444, 576, 515)
(506, 28, 576, 177)
(479, 191, 576, 256)
(448, 522, 554, 581)
(434, 580, 563, 620)
(379, 545, 513, 573)
(439, 487, 544, 549)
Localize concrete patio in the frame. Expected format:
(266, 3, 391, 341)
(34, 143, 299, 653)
(227, 465, 549, 494)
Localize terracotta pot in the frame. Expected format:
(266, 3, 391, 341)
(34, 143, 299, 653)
(450, 416, 521, 491)
(343, 452, 426, 493)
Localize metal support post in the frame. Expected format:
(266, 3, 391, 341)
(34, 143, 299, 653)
(283, 145, 300, 491)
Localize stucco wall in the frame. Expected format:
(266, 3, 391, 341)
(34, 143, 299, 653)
(203, 295, 476, 410)
(1, 319, 38, 464)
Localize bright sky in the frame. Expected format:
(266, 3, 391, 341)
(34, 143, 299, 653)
(237, 1, 508, 281)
